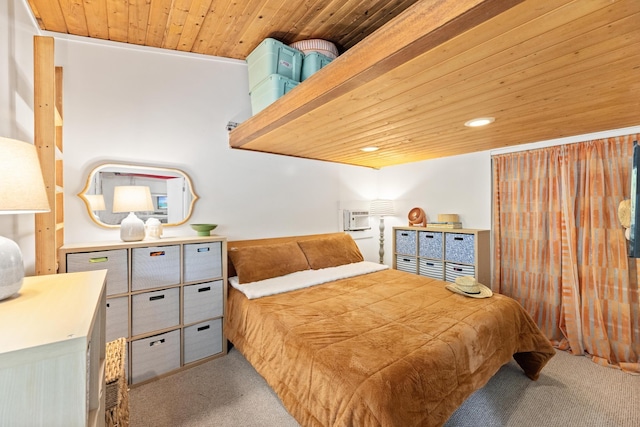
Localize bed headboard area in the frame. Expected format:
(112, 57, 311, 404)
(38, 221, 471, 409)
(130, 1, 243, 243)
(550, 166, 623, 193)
(227, 232, 362, 281)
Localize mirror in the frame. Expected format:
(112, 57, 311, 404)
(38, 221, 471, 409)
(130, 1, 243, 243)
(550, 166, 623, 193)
(79, 163, 198, 228)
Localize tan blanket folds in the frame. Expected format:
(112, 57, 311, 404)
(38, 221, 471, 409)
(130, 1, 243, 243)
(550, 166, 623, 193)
(225, 268, 555, 427)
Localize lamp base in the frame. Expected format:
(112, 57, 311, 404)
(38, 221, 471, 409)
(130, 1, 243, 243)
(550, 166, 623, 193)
(0, 236, 24, 300)
(120, 212, 146, 242)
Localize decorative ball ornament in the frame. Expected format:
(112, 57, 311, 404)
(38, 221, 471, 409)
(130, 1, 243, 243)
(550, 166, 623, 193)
(408, 207, 427, 227)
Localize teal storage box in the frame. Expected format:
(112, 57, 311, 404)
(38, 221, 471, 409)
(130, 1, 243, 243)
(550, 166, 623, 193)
(246, 38, 303, 90)
(250, 74, 299, 115)
(301, 51, 333, 81)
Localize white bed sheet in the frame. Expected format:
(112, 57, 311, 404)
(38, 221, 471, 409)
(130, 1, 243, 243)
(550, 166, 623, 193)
(229, 261, 388, 299)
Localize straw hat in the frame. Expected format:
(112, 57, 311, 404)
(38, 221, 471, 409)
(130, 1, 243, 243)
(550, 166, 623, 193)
(445, 276, 493, 298)
(618, 199, 631, 229)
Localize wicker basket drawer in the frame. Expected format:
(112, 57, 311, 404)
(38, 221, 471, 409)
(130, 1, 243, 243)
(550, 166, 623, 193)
(66, 249, 128, 295)
(183, 319, 223, 364)
(183, 280, 223, 325)
(444, 263, 475, 283)
(131, 245, 180, 291)
(131, 288, 179, 336)
(395, 230, 417, 255)
(418, 231, 443, 259)
(105, 296, 129, 342)
(183, 242, 222, 283)
(419, 259, 444, 280)
(131, 330, 180, 384)
(395, 255, 417, 273)
(445, 233, 475, 264)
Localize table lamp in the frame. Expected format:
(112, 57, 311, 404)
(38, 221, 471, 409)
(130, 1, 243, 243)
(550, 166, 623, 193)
(0, 137, 50, 300)
(113, 186, 153, 242)
(370, 199, 395, 264)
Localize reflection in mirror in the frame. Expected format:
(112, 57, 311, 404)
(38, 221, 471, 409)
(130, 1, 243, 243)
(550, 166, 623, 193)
(79, 163, 198, 228)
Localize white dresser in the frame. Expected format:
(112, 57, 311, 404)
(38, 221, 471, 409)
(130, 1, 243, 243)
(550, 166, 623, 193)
(393, 227, 490, 286)
(0, 270, 107, 427)
(59, 235, 227, 386)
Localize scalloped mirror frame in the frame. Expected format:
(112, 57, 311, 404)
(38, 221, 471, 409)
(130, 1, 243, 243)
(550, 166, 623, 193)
(79, 163, 199, 229)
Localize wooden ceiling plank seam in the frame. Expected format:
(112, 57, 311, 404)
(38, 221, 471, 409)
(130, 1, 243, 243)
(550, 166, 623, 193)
(162, 0, 194, 49)
(241, 0, 640, 150)
(281, 22, 640, 149)
(29, 0, 69, 32)
(190, 0, 227, 54)
(82, 0, 110, 39)
(128, 0, 152, 45)
(202, 0, 254, 55)
(175, 0, 215, 52)
(229, 0, 527, 147)
(216, 0, 277, 58)
(262, 0, 325, 46)
(145, 0, 174, 48)
(339, 1, 420, 50)
(280, 0, 343, 43)
(58, 0, 89, 36)
(105, 0, 130, 42)
(225, 0, 293, 59)
(289, 0, 370, 43)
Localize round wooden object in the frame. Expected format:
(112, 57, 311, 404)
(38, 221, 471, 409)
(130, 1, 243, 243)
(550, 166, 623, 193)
(408, 207, 426, 227)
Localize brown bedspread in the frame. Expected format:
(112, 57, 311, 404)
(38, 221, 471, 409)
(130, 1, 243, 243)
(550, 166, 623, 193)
(225, 268, 555, 427)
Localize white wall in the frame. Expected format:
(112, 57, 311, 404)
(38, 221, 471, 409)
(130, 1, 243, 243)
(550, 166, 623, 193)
(0, 0, 40, 274)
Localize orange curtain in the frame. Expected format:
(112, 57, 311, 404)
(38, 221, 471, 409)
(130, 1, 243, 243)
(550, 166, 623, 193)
(492, 134, 640, 373)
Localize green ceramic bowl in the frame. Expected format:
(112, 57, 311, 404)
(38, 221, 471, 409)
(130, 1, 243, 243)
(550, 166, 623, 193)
(190, 224, 218, 236)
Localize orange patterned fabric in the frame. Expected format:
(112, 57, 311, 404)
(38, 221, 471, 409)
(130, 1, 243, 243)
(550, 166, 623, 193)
(492, 134, 640, 373)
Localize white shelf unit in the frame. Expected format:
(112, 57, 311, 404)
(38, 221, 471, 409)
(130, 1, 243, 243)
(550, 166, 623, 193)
(393, 226, 490, 286)
(59, 235, 227, 386)
(0, 270, 107, 427)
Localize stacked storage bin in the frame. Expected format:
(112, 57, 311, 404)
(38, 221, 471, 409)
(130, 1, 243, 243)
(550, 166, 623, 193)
(246, 38, 304, 115)
(290, 39, 338, 82)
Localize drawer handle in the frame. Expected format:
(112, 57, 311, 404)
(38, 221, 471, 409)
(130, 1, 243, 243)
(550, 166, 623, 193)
(454, 237, 464, 241)
(403, 258, 411, 262)
(150, 294, 165, 301)
(150, 251, 165, 257)
(106, 302, 110, 308)
(426, 262, 434, 266)
(198, 286, 211, 292)
(150, 339, 165, 347)
(197, 247, 210, 253)
(89, 256, 108, 263)
(454, 267, 463, 272)
(426, 235, 434, 239)
(401, 233, 409, 236)
(197, 325, 210, 332)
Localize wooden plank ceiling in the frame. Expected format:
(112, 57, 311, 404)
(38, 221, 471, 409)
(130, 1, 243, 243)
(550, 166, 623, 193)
(25, 0, 419, 60)
(26, 0, 640, 169)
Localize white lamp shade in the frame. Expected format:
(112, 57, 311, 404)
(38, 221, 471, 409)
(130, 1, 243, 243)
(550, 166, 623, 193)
(85, 194, 106, 211)
(0, 137, 50, 214)
(112, 186, 153, 213)
(370, 199, 395, 216)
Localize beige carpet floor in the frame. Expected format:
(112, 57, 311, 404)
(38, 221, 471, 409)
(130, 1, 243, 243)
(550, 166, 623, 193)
(129, 347, 639, 426)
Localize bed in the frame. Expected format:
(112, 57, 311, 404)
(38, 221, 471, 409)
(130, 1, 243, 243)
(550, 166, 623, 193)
(225, 233, 555, 426)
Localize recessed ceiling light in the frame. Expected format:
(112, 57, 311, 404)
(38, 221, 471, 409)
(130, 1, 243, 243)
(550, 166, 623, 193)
(464, 117, 495, 127)
(361, 146, 379, 152)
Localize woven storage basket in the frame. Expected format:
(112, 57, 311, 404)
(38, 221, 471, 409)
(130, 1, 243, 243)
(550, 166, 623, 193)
(105, 337, 129, 427)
